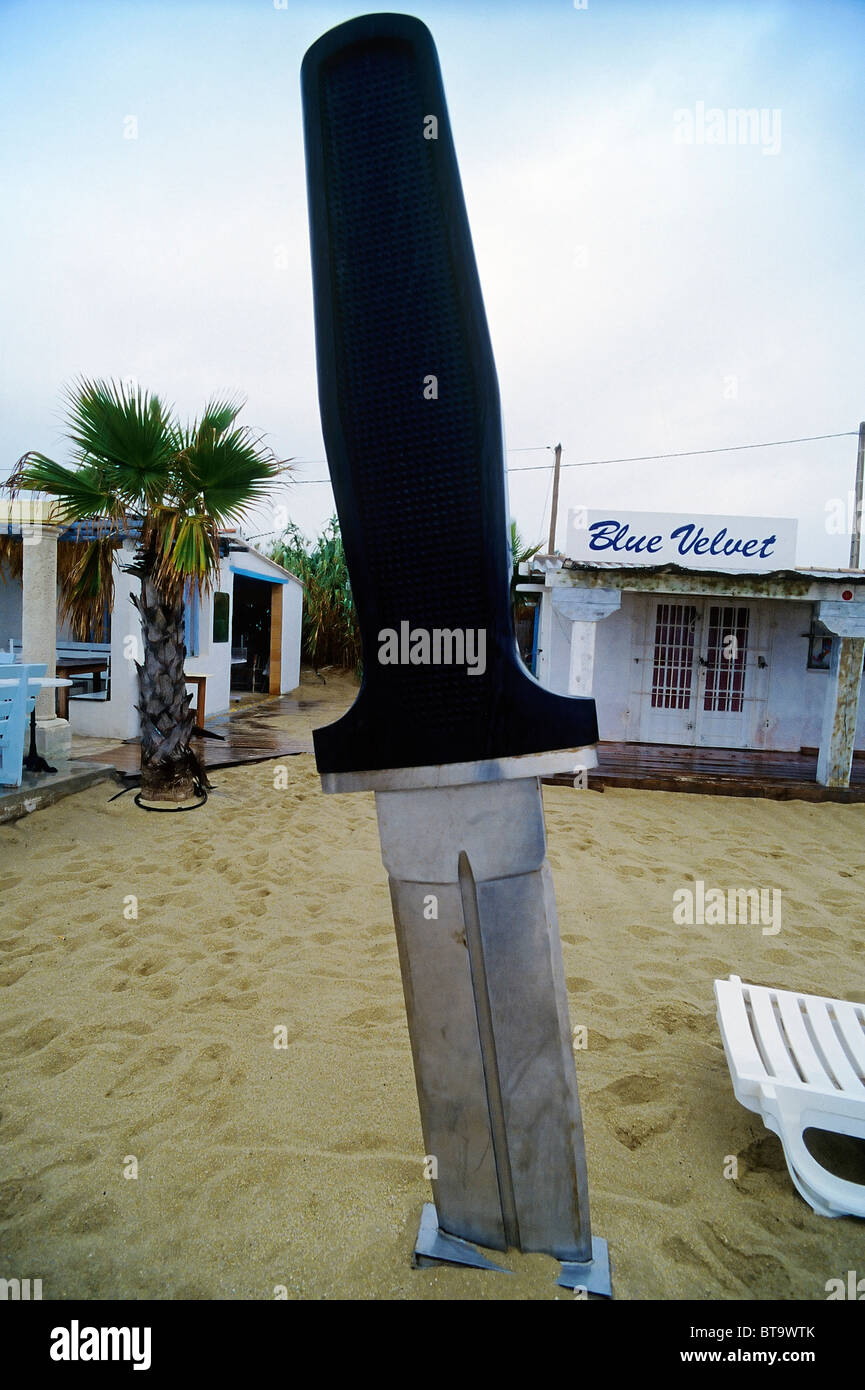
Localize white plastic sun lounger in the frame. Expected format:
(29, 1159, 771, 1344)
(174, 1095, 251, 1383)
(714, 975, 865, 1219)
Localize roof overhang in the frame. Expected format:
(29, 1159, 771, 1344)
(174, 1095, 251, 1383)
(533, 558, 865, 604)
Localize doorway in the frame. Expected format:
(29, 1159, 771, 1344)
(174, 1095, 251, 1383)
(230, 576, 273, 694)
(634, 598, 765, 748)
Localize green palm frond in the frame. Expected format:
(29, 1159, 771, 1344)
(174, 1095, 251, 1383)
(61, 377, 176, 508)
(179, 424, 289, 528)
(8, 452, 124, 522)
(148, 511, 220, 596)
(195, 395, 245, 437)
(5, 375, 292, 625)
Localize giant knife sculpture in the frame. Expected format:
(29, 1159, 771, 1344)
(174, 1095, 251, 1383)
(301, 13, 610, 1292)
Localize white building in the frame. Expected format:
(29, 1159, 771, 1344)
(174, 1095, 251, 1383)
(524, 509, 865, 788)
(0, 500, 303, 748)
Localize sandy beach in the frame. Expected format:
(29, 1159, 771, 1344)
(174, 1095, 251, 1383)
(1, 671, 864, 1300)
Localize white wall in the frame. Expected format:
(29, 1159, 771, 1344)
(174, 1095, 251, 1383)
(185, 557, 233, 719)
(69, 549, 236, 738)
(68, 549, 140, 739)
(591, 592, 641, 742)
(543, 585, 865, 753)
(226, 548, 303, 697)
(280, 575, 302, 693)
(537, 590, 573, 693)
(72, 546, 302, 734)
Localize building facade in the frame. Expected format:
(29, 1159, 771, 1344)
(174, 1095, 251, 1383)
(0, 501, 303, 747)
(525, 510, 865, 788)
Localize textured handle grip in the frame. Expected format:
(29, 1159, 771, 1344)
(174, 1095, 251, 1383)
(302, 13, 597, 774)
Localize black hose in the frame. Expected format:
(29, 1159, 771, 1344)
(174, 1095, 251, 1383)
(133, 788, 208, 812)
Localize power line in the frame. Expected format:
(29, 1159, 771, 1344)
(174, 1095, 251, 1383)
(506, 431, 858, 473)
(278, 430, 858, 485)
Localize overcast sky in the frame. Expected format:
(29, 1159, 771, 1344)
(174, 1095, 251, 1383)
(1, 0, 863, 566)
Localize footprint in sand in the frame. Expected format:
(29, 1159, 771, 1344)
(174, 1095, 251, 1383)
(627, 923, 668, 941)
(213, 860, 243, 885)
(133, 957, 166, 978)
(660, 1233, 734, 1293)
(19, 1019, 63, 1053)
(565, 976, 594, 993)
(592, 990, 619, 1008)
(340, 1005, 396, 1026)
(621, 1030, 659, 1053)
(242, 900, 268, 919)
(595, 1073, 679, 1150)
(649, 1001, 715, 1037)
(0, 1177, 43, 1220)
(98, 923, 129, 941)
(600, 1073, 666, 1105)
(107, 1045, 183, 1098)
(0, 966, 29, 987)
(182, 1043, 236, 1094)
(637, 970, 681, 990)
(145, 978, 177, 1000)
(699, 1218, 793, 1297)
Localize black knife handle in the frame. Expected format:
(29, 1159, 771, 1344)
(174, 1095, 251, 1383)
(301, 13, 598, 774)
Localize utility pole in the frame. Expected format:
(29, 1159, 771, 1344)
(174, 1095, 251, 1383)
(850, 421, 865, 569)
(547, 442, 562, 554)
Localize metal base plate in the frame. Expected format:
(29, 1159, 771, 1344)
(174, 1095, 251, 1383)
(413, 1205, 613, 1295)
(413, 1204, 510, 1273)
(557, 1236, 613, 1297)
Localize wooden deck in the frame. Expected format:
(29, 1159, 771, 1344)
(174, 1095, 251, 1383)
(545, 742, 865, 802)
(74, 693, 316, 778)
(72, 681, 865, 803)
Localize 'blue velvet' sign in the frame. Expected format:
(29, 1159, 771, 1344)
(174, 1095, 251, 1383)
(567, 510, 797, 571)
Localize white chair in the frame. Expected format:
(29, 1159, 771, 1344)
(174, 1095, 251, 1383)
(715, 974, 865, 1218)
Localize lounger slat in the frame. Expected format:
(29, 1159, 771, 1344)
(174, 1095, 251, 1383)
(716, 979, 767, 1078)
(776, 991, 832, 1089)
(716, 975, 865, 1218)
(832, 1002, 865, 1082)
(748, 988, 801, 1083)
(801, 997, 862, 1093)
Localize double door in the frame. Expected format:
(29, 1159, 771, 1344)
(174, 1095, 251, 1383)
(635, 599, 764, 748)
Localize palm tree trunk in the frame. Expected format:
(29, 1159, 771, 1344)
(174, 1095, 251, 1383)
(133, 575, 209, 802)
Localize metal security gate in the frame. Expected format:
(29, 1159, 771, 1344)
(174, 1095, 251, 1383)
(636, 599, 762, 747)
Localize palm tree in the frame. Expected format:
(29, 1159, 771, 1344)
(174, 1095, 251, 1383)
(6, 378, 288, 802)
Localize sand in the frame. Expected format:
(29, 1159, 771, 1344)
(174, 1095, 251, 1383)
(1, 671, 864, 1300)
